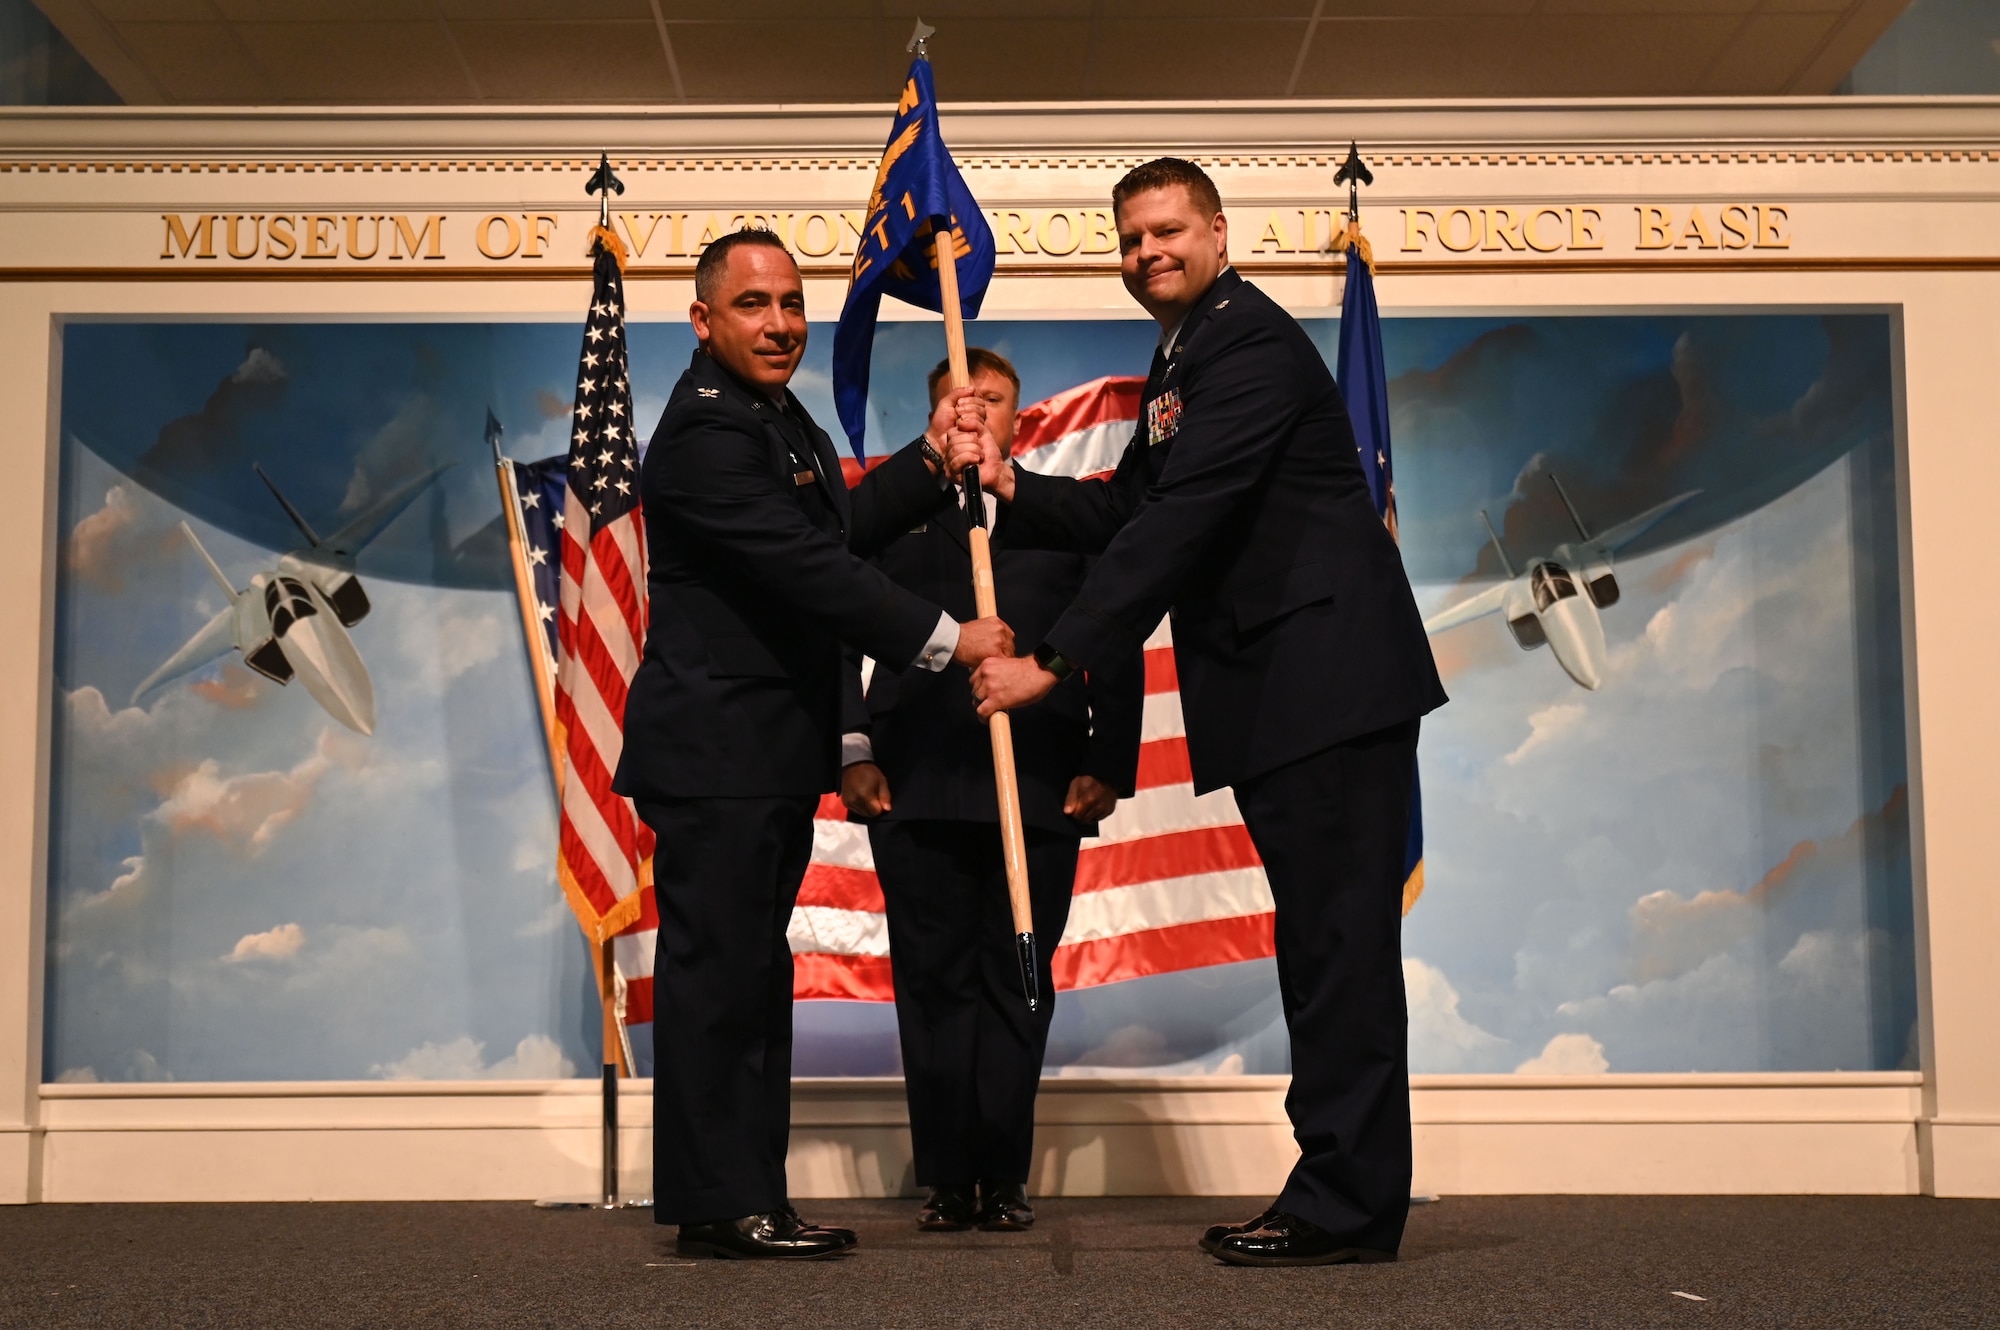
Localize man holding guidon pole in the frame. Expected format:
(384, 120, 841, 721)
(830, 34, 1050, 1022)
(613, 223, 1011, 1260)
(840, 348, 1144, 1235)
(829, 24, 1096, 1236)
(967, 159, 1449, 1266)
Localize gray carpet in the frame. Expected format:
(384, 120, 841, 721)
(3, 1195, 1997, 1329)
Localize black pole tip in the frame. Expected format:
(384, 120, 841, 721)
(1015, 931, 1039, 1013)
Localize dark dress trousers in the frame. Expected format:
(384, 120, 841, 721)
(614, 348, 954, 1225)
(1002, 268, 1448, 1252)
(855, 504, 1143, 1186)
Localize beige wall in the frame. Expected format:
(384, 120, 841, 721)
(3, 99, 1997, 1202)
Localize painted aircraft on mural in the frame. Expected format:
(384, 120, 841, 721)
(132, 464, 450, 734)
(1424, 475, 1698, 690)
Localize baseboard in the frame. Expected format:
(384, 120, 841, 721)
(30, 1073, 1928, 1203)
(0, 1125, 40, 1204)
(1923, 1119, 2000, 1198)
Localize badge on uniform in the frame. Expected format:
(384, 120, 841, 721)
(697, 387, 720, 398)
(1147, 388, 1184, 446)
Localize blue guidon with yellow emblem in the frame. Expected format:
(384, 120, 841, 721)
(831, 53, 997, 457)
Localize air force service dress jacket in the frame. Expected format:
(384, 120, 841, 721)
(613, 348, 954, 803)
(856, 507, 1145, 837)
(1003, 269, 1447, 795)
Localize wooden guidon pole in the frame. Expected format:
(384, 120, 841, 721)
(933, 227, 1040, 1013)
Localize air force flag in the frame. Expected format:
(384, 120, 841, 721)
(832, 56, 996, 456)
(1335, 232, 1426, 914)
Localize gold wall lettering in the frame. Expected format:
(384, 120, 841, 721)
(1402, 206, 1607, 253)
(1634, 204, 1790, 250)
(163, 213, 449, 260)
(1401, 204, 1790, 254)
(157, 204, 1800, 265)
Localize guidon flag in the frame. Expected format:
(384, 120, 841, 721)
(831, 53, 997, 456)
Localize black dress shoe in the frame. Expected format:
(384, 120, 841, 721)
(1199, 1203, 1280, 1253)
(976, 1180, 1035, 1231)
(917, 1184, 978, 1232)
(676, 1209, 857, 1260)
(1206, 1211, 1396, 1267)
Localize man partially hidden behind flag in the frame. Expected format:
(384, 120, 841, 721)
(1333, 219, 1427, 916)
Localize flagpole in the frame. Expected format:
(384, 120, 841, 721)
(530, 154, 651, 1210)
(934, 228, 1041, 1014)
(1332, 140, 1425, 920)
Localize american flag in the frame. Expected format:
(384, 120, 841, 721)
(542, 245, 656, 1013)
(800, 375, 1276, 1001)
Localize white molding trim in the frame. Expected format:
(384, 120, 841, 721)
(1, 100, 1999, 164)
(28, 1073, 1925, 1203)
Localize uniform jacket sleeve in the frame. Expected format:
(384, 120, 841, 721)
(1079, 642, 1145, 797)
(846, 439, 953, 558)
(653, 402, 945, 667)
(1037, 315, 1308, 669)
(839, 643, 870, 739)
(1001, 429, 1147, 556)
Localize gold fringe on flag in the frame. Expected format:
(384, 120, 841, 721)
(586, 223, 628, 272)
(1336, 219, 1375, 273)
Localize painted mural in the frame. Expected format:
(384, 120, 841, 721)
(43, 307, 1912, 1082)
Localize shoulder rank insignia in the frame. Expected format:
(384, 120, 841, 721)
(1214, 299, 1230, 309)
(1147, 388, 1184, 447)
(697, 387, 720, 398)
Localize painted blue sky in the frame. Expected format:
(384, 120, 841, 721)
(59, 311, 1889, 592)
(44, 310, 1913, 1082)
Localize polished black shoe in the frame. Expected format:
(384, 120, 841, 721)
(976, 1180, 1035, 1231)
(676, 1209, 857, 1260)
(1199, 1203, 1280, 1253)
(917, 1184, 979, 1232)
(1206, 1211, 1396, 1267)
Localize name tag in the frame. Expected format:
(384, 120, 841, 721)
(1147, 389, 1183, 447)
(794, 470, 817, 487)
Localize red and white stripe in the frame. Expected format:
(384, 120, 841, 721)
(793, 374, 1278, 1002)
(557, 487, 660, 1011)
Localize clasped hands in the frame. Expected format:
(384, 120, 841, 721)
(925, 386, 1016, 500)
(928, 387, 1059, 713)
(948, 623, 1062, 717)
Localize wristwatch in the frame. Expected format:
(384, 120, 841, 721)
(1032, 642, 1076, 682)
(917, 433, 947, 474)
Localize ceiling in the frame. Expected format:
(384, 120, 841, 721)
(34, 0, 1912, 106)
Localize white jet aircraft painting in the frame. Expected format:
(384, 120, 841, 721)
(1423, 475, 1697, 690)
(133, 463, 447, 735)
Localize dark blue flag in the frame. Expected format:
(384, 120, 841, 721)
(1335, 237, 1424, 908)
(1337, 241, 1396, 533)
(832, 56, 996, 456)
